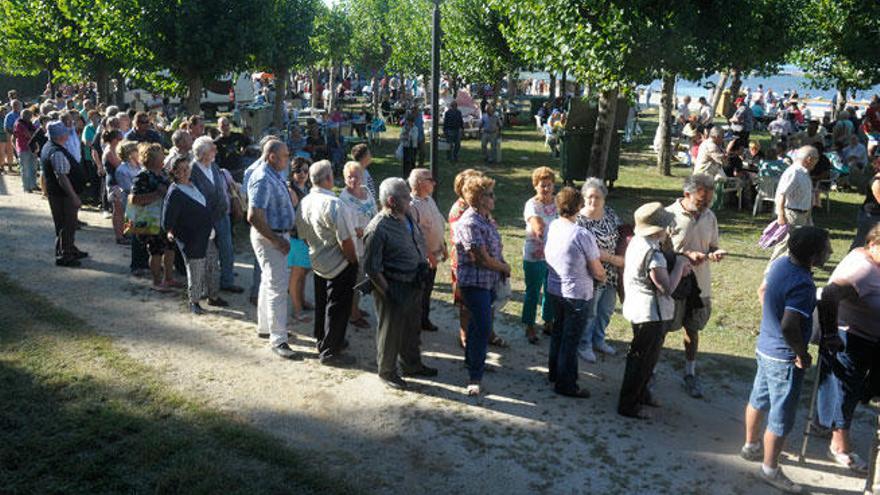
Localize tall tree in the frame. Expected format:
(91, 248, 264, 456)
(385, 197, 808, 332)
(441, 0, 520, 90)
(386, 0, 432, 80)
(126, 0, 271, 114)
(793, 0, 880, 115)
(254, 0, 319, 127)
(0, 0, 71, 94)
(344, 0, 393, 115)
(308, 3, 353, 111)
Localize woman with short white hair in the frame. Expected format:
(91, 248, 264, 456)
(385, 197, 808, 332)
(340, 160, 377, 328)
(576, 178, 624, 362)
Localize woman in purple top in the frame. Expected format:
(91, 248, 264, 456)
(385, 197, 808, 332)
(453, 175, 510, 397)
(544, 187, 605, 398)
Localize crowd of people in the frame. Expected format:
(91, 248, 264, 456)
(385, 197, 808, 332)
(2, 83, 878, 494)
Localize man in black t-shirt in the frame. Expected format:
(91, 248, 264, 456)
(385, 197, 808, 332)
(214, 116, 250, 180)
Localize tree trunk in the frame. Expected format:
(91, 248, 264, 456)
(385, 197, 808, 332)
(588, 87, 619, 179)
(710, 71, 729, 118)
(95, 68, 110, 106)
(725, 69, 742, 118)
(834, 87, 847, 119)
(549, 72, 556, 98)
(656, 72, 675, 176)
(560, 69, 567, 98)
(184, 75, 203, 116)
(310, 68, 319, 109)
(371, 71, 381, 117)
(114, 71, 126, 107)
(47, 68, 56, 98)
(508, 72, 518, 99)
(272, 65, 288, 129)
(327, 63, 336, 111)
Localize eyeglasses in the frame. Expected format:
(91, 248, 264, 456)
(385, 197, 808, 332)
(293, 168, 308, 174)
(137, 120, 149, 125)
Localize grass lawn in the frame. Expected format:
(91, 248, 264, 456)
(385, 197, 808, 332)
(365, 109, 862, 379)
(0, 272, 353, 495)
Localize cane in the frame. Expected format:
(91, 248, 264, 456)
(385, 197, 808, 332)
(865, 403, 880, 495)
(798, 343, 823, 464)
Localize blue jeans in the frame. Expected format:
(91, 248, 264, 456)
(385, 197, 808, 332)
(214, 215, 235, 288)
(579, 283, 616, 351)
(460, 286, 494, 382)
(748, 353, 805, 437)
(19, 151, 37, 191)
(521, 260, 554, 327)
(816, 330, 879, 430)
(548, 295, 593, 393)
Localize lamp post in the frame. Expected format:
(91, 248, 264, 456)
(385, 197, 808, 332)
(430, 0, 441, 193)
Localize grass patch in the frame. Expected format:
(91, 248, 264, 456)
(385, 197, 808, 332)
(0, 272, 356, 495)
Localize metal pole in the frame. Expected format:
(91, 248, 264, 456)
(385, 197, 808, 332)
(430, 0, 441, 194)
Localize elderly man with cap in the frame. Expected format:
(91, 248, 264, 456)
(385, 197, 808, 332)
(729, 97, 754, 148)
(248, 139, 300, 359)
(296, 159, 359, 366)
(363, 177, 438, 389)
(42, 120, 87, 267)
(618, 202, 691, 419)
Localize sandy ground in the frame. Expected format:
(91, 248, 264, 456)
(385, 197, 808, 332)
(0, 173, 874, 495)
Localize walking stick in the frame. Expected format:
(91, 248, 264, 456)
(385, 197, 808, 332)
(799, 344, 823, 464)
(865, 404, 880, 495)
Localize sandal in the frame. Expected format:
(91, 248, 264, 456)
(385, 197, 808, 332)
(489, 334, 509, 348)
(302, 302, 315, 311)
(292, 313, 312, 324)
(828, 448, 868, 473)
(525, 326, 539, 345)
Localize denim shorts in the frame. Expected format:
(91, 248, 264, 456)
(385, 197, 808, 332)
(748, 352, 805, 437)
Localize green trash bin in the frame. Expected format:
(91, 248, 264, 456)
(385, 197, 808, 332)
(560, 129, 594, 183)
(559, 98, 598, 184)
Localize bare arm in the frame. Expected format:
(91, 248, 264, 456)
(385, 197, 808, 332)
(649, 255, 690, 295)
(599, 250, 625, 268)
(470, 245, 510, 276)
(588, 258, 606, 284)
(340, 238, 358, 264)
(527, 216, 545, 239)
(780, 310, 811, 369)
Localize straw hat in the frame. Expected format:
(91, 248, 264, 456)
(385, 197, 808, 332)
(633, 202, 675, 237)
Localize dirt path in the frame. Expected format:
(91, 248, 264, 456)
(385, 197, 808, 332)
(0, 174, 872, 494)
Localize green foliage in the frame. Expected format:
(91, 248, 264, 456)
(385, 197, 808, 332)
(309, 2, 353, 68)
(442, 0, 520, 84)
(253, 0, 320, 72)
(385, 0, 432, 76)
(793, 0, 880, 91)
(0, 0, 69, 76)
(344, 0, 393, 76)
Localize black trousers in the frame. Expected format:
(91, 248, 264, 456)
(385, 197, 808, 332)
(314, 263, 357, 359)
(48, 195, 77, 258)
(420, 268, 436, 328)
(618, 321, 667, 415)
(130, 234, 150, 272)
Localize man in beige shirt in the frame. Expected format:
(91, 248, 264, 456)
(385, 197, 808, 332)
(694, 126, 727, 179)
(409, 168, 448, 332)
(666, 173, 727, 399)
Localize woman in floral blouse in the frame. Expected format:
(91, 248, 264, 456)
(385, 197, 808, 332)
(576, 178, 625, 363)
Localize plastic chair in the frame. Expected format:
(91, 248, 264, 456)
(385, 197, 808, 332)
(720, 177, 743, 211)
(753, 176, 779, 216)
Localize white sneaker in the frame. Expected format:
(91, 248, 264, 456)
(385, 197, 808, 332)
(578, 347, 597, 363)
(466, 382, 482, 396)
(594, 341, 616, 356)
(757, 467, 804, 493)
(102, 211, 112, 219)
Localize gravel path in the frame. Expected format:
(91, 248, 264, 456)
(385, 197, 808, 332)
(0, 173, 872, 494)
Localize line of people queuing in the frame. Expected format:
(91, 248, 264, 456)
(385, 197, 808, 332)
(11, 87, 877, 493)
